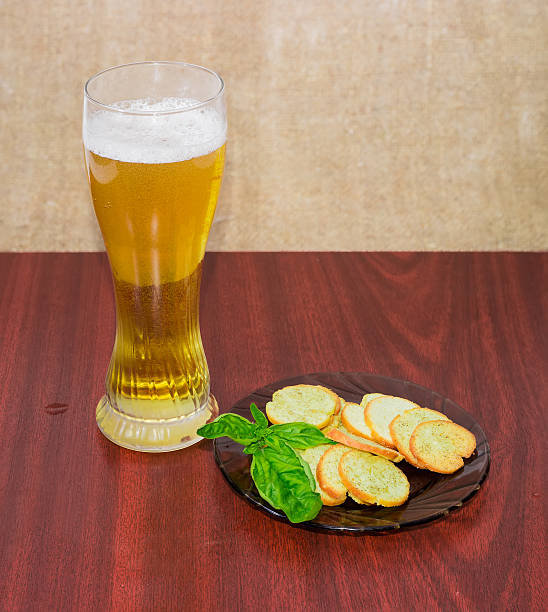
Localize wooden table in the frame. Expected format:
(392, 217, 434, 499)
(0, 252, 545, 611)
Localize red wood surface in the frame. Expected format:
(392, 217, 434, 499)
(0, 252, 545, 611)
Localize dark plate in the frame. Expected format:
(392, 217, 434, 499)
(213, 372, 490, 534)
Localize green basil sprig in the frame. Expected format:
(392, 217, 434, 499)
(197, 413, 257, 445)
(197, 403, 335, 523)
(251, 440, 323, 523)
(268, 422, 334, 449)
(249, 403, 269, 429)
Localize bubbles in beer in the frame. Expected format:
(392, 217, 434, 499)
(84, 97, 226, 164)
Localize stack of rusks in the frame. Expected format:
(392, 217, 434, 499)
(266, 385, 476, 508)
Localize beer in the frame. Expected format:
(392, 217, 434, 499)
(84, 93, 226, 450)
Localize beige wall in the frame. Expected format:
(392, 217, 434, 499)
(1, 0, 547, 252)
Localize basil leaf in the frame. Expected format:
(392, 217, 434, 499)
(295, 452, 317, 491)
(250, 439, 323, 523)
(250, 403, 269, 430)
(268, 422, 336, 449)
(243, 439, 267, 455)
(257, 433, 284, 451)
(197, 414, 257, 445)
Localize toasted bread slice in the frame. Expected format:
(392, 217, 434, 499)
(298, 445, 346, 506)
(338, 450, 409, 507)
(341, 402, 376, 440)
(320, 411, 341, 432)
(320, 416, 334, 432)
(409, 420, 476, 474)
(348, 492, 372, 505)
(316, 444, 348, 499)
(330, 413, 341, 428)
(360, 393, 384, 409)
(324, 421, 404, 462)
(389, 408, 451, 467)
(364, 395, 420, 448)
(266, 384, 340, 428)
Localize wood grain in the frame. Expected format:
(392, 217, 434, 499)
(0, 253, 545, 611)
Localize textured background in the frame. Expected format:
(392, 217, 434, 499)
(1, 0, 547, 251)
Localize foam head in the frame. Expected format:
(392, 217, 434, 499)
(83, 97, 226, 164)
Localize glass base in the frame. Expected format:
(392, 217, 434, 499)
(96, 394, 219, 453)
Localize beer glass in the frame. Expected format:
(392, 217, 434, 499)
(83, 62, 225, 452)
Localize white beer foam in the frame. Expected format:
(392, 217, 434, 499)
(84, 97, 226, 163)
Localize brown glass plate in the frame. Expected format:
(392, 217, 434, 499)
(213, 372, 490, 534)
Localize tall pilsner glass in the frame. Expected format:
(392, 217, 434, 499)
(83, 62, 225, 452)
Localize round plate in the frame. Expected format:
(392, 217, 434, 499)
(213, 372, 490, 534)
